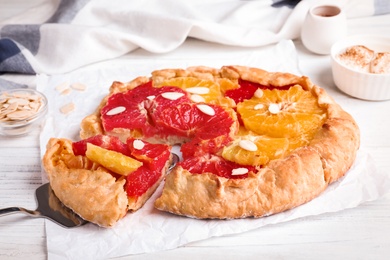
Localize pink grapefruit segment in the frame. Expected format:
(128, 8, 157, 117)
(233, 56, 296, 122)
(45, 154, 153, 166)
(101, 81, 190, 137)
(225, 79, 292, 104)
(179, 154, 257, 179)
(72, 134, 130, 156)
(127, 138, 171, 171)
(72, 134, 171, 199)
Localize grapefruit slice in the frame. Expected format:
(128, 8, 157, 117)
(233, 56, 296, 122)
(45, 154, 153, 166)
(73, 135, 172, 200)
(153, 102, 237, 158)
(225, 79, 291, 104)
(127, 138, 171, 171)
(179, 154, 257, 179)
(72, 134, 130, 156)
(125, 139, 172, 199)
(101, 82, 190, 137)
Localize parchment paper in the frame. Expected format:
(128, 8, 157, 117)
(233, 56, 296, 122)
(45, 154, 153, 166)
(37, 40, 390, 259)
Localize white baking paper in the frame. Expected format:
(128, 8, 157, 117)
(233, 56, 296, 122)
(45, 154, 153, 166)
(37, 40, 390, 259)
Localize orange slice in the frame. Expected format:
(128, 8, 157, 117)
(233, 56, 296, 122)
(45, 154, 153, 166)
(222, 127, 289, 166)
(85, 143, 143, 175)
(237, 85, 327, 139)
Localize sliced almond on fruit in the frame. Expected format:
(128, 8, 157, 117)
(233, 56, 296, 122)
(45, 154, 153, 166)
(190, 94, 205, 103)
(196, 104, 215, 116)
(133, 139, 145, 150)
(268, 103, 280, 114)
(254, 104, 264, 110)
(239, 140, 258, 152)
(254, 88, 263, 98)
(161, 92, 185, 100)
(106, 106, 126, 116)
(231, 168, 249, 176)
(186, 87, 209, 95)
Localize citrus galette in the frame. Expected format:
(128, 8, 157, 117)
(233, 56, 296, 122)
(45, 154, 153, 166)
(42, 65, 359, 226)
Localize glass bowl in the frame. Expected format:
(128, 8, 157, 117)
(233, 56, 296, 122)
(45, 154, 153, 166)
(0, 88, 48, 136)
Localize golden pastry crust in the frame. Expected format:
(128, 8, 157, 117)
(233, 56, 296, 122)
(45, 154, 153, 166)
(42, 138, 173, 227)
(42, 138, 128, 227)
(77, 65, 359, 220)
(153, 66, 360, 219)
(155, 147, 326, 218)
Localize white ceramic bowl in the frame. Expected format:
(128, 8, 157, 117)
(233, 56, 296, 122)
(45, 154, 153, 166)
(0, 88, 48, 136)
(330, 35, 390, 101)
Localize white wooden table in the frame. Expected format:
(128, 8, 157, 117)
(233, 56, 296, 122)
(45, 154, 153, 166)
(1, 2, 390, 259)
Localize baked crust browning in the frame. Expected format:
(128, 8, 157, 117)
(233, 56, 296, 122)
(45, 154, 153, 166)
(155, 147, 327, 218)
(76, 65, 360, 220)
(42, 138, 128, 227)
(153, 66, 360, 219)
(42, 138, 173, 227)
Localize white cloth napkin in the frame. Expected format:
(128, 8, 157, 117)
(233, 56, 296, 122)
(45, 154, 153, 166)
(1, 0, 389, 75)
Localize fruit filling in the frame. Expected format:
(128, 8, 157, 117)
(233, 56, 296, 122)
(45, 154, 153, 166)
(99, 76, 328, 180)
(72, 135, 171, 199)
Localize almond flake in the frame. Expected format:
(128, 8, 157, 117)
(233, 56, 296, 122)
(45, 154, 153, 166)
(28, 94, 40, 101)
(254, 104, 264, 110)
(71, 83, 87, 91)
(254, 89, 264, 98)
(7, 98, 29, 106)
(147, 95, 156, 101)
(196, 104, 215, 116)
(106, 106, 126, 116)
(61, 88, 72, 96)
(190, 94, 205, 103)
(161, 92, 185, 100)
(60, 102, 75, 115)
(7, 110, 34, 120)
(133, 139, 145, 150)
(55, 82, 70, 93)
(232, 168, 249, 176)
(29, 102, 40, 110)
(239, 140, 258, 152)
(0, 91, 45, 122)
(268, 103, 280, 114)
(4, 102, 18, 112)
(186, 87, 209, 95)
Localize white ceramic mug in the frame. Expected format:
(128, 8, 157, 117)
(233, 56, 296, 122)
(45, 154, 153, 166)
(301, 5, 347, 55)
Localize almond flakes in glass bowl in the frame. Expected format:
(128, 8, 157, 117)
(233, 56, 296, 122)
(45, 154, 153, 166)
(0, 88, 48, 136)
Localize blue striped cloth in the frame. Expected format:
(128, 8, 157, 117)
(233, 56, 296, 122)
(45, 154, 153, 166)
(0, 0, 389, 76)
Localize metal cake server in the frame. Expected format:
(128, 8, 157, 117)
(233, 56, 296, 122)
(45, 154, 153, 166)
(0, 153, 179, 228)
(0, 183, 88, 228)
